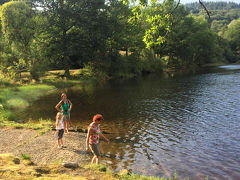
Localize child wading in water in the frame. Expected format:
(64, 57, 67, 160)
(56, 112, 64, 148)
(86, 114, 110, 164)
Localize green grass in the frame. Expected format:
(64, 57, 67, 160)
(83, 164, 176, 180)
(41, 79, 86, 89)
(0, 118, 53, 130)
(117, 174, 170, 180)
(21, 154, 31, 160)
(41, 69, 97, 89)
(0, 80, 15, 88)
(0, 84, 55, 109)
(0, 154, 179, 180)
(0, 109, 15, 121)
(0, 84, 55, 123)
(83, 164, 108, 172)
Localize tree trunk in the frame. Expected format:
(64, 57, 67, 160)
(59, 0, 70, 78)
(64, 56, 70, 77)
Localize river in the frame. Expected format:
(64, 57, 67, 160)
(17, 65, 240, 179)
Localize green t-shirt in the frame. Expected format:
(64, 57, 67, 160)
(61, 100, 70, 115)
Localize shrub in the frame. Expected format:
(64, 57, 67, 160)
(140, 49, 165, 73)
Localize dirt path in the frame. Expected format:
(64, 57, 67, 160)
(0, 128, 91, 165)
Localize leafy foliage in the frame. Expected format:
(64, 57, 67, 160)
(224, 18, 240, 61)
(184, 1, 240, 63)
(0, 0, 239, 81)
(0, 1, 41, 80)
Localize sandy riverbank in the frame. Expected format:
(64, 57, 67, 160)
(0, 128, 90, 165)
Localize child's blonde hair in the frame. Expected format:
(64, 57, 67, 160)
(56, 112, 62, 119)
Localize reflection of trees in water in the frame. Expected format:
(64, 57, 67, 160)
(71, 74, 205, 174)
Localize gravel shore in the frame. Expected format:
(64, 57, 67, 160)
(0, 128, 91, 165)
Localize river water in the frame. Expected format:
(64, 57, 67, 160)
(18, 65, 240, 179)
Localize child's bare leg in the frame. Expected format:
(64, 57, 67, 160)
(96, 156, 101, 164)
(57, 139, 61, 148)
(91, 156, 97, 164)
(60, 138, 63, 146)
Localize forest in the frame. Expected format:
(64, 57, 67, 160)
(0, 0, 240, 81)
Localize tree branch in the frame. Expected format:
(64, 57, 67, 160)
(199, 0, 211, 19)
(167, 0, 180, 17)
(173, 0, 180, 12)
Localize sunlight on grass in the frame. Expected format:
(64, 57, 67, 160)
(0, 84, 55, 122)
(0, 110, 15, 121)
(0, 154, 87, 179)
(83, 164, 173, 180)
(7, 98, 29, 109)
(21, 154, 31, 160)
(0, 113, 53, 130)
(0, 80, 15, 88)
(83, 164, 108, 172)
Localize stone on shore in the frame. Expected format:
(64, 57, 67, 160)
(62, 162, 79, 169)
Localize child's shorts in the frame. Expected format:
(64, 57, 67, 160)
(57, 129, 64, 139)
(89, 143, 101, 157)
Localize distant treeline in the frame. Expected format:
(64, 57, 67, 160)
(185, 1, 240, 12)
(0, 0, 240, 81)
(185, 2, 240, 32)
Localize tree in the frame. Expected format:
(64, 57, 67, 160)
(166, 15, 218, 67)
(34, 0, 111, 77)
(0, 1, 37, 79)
(107, 0, 145, 55)
(224, 18, 240, 61)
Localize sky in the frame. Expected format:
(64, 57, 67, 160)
(180, 0, 240, 4)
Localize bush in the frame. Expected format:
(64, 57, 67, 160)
(109, 54, 142, 78)
(84, 61, 111, 81)
(0, 109, 15, 121)
(140, 49, 165, 73)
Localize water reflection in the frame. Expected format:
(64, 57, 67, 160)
(17, 65, 240, 179)
(218, 64, 240, 70)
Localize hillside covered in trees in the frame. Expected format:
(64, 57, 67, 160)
(185, 2, 240, 34)
(0, 0, 240, 81)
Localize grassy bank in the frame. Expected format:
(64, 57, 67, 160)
(0, 153, 173, 180)
(0, 83, 55, 129)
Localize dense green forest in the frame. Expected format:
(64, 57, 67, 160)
(185, 2, 240, 34)
(0, 0, 240, 81)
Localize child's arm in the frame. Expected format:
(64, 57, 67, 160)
(56, 117, 59, 130)
(86, 127, 91, 152)
(100, 132, 110, 144)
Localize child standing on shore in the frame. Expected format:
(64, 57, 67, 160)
(86, 114, 110, 164)
(55, 93, 72, 134)
(56, 112, 64, 148)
